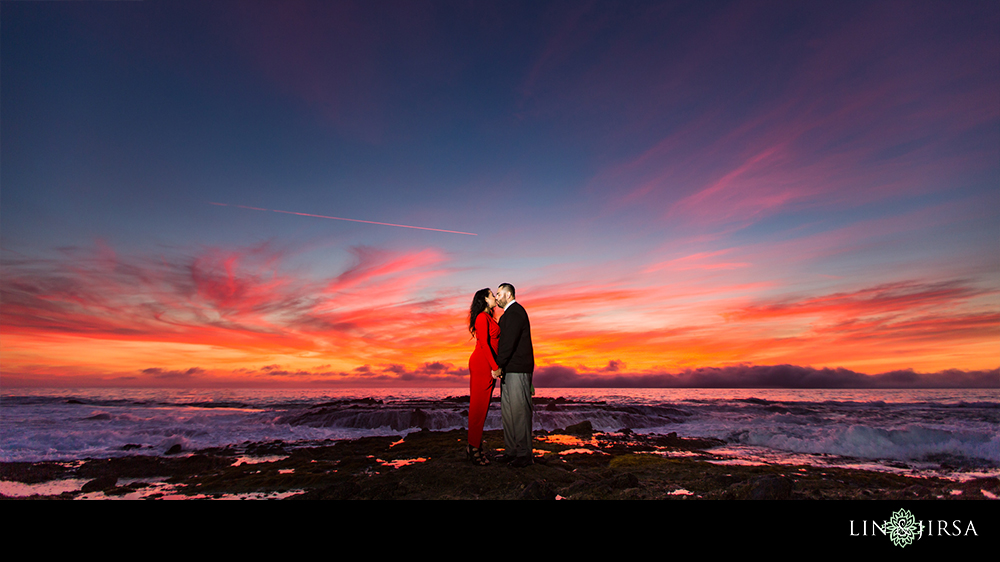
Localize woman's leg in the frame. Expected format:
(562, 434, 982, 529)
(468, 375, 492, 448)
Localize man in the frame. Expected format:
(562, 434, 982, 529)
(491, 283, 534, 468)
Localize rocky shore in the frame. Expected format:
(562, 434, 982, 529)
(2, 421, 997, 500)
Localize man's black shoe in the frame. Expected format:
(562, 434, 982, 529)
(509, 456, 533, 468)
(493, 454, 517, 464)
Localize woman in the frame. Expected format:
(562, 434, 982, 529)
(467, 287, 500, 465)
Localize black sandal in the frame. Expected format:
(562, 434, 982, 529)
(469, 445, 491, 466)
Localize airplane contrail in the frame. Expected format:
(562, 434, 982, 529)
(209, 202, 477, 236)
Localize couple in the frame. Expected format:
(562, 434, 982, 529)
(467, 283, 534, 468)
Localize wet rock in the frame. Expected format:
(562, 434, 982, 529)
(562, 480, 593, 496)
(747, 476, 793, 500)
(296, 481, 361, 500)
(247, 441, 288, 456)
(648, 432, 726, 451)
(606, 472, 639, 489)
(78, 456, 161, 480)
(958, 476, 999, 498)
(1, 427, 971, 501)
(409, 408, 428, 429)
(562, 420, 594, 437)
(0, 462, 73, 484)
(81, 476, 118, 493)
(315, 397, 383, 407)
(363, 480, 401, 500)
(520, 480, 556, 500)
(165, 444, 183, 455)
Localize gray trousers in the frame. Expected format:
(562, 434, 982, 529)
(501, 372, 533, 457)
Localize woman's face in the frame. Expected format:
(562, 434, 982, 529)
(485, 291, 497, 309)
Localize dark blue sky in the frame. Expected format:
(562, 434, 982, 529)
(2, 1, 997, 387)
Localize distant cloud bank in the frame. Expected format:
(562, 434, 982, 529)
(3, 361, 996, 389)
(533, 364, 999, 389)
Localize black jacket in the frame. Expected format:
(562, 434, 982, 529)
(497, 301, 534, 374)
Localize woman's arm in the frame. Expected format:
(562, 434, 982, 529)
(475, 312, 500, 371)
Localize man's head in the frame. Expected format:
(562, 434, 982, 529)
(496, 283, 515, 308)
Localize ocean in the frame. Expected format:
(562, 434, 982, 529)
(1, 387, 997, 482)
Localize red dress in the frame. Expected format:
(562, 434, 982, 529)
(468, 310, 500, 448)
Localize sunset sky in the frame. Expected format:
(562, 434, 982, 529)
(2, 1, 998, 388)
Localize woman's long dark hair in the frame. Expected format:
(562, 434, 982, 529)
(468, 288, 492, 336)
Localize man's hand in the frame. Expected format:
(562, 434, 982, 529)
(491, 369, 502, 379)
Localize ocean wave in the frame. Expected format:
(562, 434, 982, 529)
(3, 388, 997, 471)
(731, 423, 1000, 465)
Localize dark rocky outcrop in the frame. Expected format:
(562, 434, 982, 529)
(0, 423, 984, 500)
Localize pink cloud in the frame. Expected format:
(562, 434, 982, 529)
(727, 280, 992, 322)
(577, 4, 998, 231)
(0, 242, 458, 359)
(323, 246, 448, 295)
